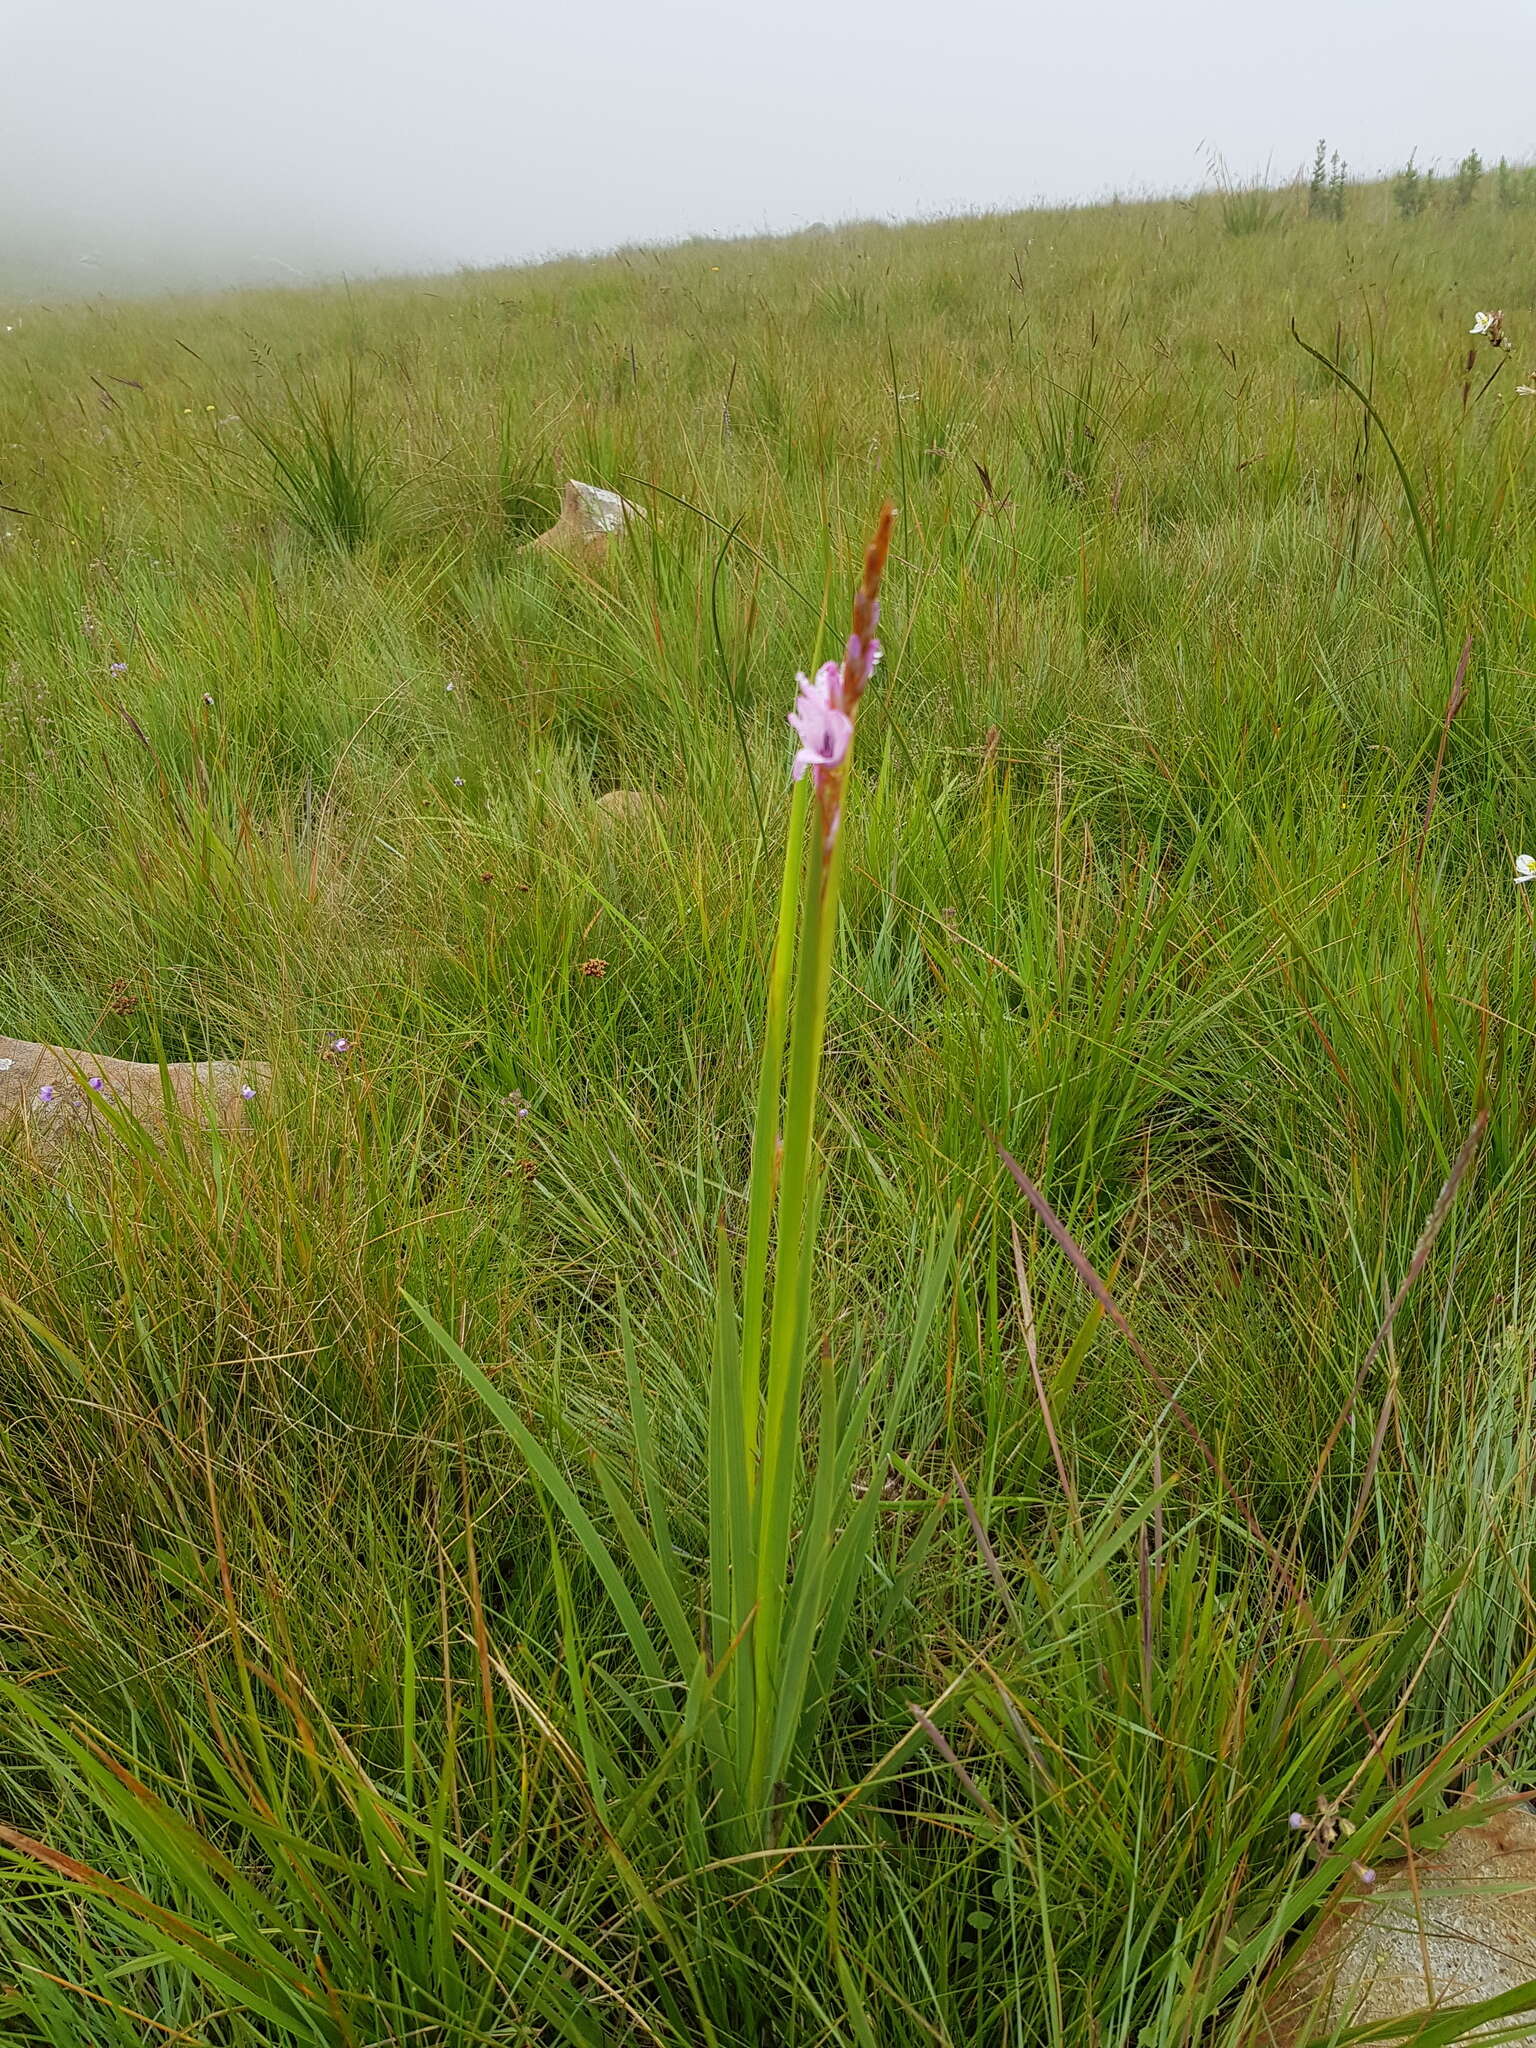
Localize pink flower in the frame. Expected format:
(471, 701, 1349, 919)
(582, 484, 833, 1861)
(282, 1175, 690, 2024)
(788, 662, 852, 783)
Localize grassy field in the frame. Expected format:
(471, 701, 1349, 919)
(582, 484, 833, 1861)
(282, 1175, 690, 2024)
(4, 175, 1536, 2043)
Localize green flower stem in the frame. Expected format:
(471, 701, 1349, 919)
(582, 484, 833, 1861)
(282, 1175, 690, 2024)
(749, 794, 846, 1820)
(738, 771, 812, 1500)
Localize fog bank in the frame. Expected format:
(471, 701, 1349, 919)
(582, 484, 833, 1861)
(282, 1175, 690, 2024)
(4, 0, 1533, 296)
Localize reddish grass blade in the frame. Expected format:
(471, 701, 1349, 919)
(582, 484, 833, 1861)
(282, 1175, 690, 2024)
(995, 1141, 1251, 1529)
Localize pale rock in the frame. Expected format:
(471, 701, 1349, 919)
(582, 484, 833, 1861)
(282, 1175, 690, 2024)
(1263, 1801, 1536, 2047)
(593, 788, 661, 829)
(0, 1035, 267, 1162)
(528, 480, 643, 558)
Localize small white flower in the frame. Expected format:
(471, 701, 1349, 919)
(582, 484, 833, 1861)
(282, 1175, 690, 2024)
(1516, 854, 1536, 885)
(1519, 386, 1536, 397)
(1472, 310, 1507, 346)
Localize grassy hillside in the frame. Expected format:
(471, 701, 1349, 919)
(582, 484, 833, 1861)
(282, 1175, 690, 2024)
(4, 181, 1536, 2042)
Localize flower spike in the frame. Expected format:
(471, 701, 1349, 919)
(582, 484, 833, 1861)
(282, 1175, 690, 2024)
(788, 503, 897, 854)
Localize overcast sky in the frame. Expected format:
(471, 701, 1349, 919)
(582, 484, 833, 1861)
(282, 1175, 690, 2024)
(4, 0, 1535, 292)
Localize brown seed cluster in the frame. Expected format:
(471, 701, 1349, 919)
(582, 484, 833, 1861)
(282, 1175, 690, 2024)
(578, 958, 608, 978)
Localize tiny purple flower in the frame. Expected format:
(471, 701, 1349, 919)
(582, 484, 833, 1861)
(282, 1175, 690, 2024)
(87, 1076, 104, 1092)
(1359, 1866, 1375, 1886)
(240, 1083, 256, 1099)
(36, 1083, 55, 1105)
(788, 663, 853, 783)
(331, 1037, 350, 1053)
(1287, 1813, 1306, 1831)
(109, 661, 127, 676)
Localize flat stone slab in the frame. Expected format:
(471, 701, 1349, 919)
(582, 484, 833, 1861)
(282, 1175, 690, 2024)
(0, 1036, 266, 1159)
(1264, 1801, 1536, 2045)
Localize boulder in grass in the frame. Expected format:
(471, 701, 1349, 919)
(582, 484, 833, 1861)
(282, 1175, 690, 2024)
(593, 788, 662, 830)
(527, 480, 642, 558)
(0, 1036, 267, 1162)
(1262, 1800, 1536, 2047)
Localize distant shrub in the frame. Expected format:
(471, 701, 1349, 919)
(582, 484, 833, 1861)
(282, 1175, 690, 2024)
(1496, 157, 1536, 209)
(1452, 150, 1484, 209)
(1329, 154, 1348, 219)
(1307, 140, 1347, 222)
(1307, 142, 1327, 216)
(1392, 155, 1429, 218)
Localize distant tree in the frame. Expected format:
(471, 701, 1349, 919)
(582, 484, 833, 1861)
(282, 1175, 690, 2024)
(1495, 157, 1535, 209)
(1308, 141, 1328, 217)
(1392, 155, 1428, 218)
(1452, 150, 1483, 208)
(1307, 142, 1347, 222)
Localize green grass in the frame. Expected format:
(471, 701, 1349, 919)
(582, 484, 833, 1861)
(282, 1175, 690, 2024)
(5, 177, 1536, 2042)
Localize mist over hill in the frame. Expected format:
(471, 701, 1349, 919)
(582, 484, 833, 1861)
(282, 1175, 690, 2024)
(0, 200, 408, 302)
(6, 0, 1535, 302)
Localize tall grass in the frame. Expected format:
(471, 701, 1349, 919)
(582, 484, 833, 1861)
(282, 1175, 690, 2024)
(240, 369, 391, 548)
(1207, 152, 1285, 236)
(3, 178, 1536, 2041)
